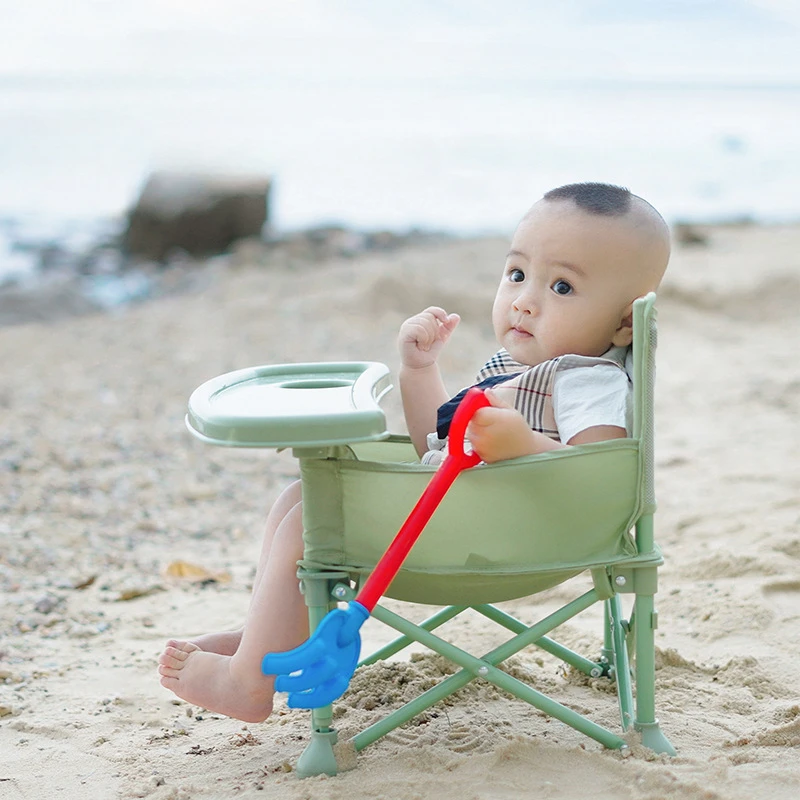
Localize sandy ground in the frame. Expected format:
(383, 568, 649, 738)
(1, 223, 799, 799)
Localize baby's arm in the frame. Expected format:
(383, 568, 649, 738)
(467, 389, 625, 463)
(398, 306, 460, 456)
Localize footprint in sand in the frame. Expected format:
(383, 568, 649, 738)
(774, 539, 800, 560)
(712, 656, 790, 701)
(388, 720, 496, 754)
(726, 706, 800, 749)
(680, 553, 780, 580)
(761, 579, 800, 622)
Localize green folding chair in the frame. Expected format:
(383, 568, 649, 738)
(186, 291, 675, 776)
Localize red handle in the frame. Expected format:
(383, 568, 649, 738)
(356, 388, 490, 611)
(445, 387, 491, 466)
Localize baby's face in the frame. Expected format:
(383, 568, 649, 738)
(492, 199, 648, 366)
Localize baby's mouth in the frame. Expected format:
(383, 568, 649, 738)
(510, 326, 533, 338)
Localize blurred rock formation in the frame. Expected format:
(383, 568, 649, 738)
(124, 172, 271, 261)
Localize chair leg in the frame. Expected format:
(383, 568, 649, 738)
(633, 576, 676, 756)
(352, 590, 627, 752)
(601, 600, 615, 670)
(359, 605, 466, 666)
(473, 604, 602, 677)
(294, 571, 341, 777)
(607, 595, 634, 730)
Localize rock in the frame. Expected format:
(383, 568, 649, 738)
(673, 222, 709, 247)
(124, 172, 271, 261)
(34, 593, 62, 614)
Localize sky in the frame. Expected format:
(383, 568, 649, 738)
(0, 1, 799, 86)
(1, 1, 799, 233)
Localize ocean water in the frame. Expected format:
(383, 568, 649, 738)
(2, 1, 800, 282)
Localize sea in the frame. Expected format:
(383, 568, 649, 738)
(2, 1, 800, 286)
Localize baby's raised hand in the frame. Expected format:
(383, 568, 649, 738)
(398, 307, 460, 369)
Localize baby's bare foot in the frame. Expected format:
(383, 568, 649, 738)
(189, 629, 243, 656)
(158, 640, 274, 723)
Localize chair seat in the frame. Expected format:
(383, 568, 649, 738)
(299, 437, 644, 605)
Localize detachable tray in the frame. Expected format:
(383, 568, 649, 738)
(185, 361, 392, 448)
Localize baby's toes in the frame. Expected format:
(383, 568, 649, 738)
(159, 642, 199, 669)
(158, 650, 183, 670)
(159, 671, 179, 687)
(164, 639, 192, 651)
(158, 663, 180, 679)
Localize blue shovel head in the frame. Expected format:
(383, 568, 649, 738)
(262, 600, 370, 709)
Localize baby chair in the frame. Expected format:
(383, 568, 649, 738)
(186, 292, 675, 776)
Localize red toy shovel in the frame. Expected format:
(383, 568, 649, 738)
(262, 387, 490, 708)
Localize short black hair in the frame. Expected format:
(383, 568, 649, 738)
(543, 182, 631, 215)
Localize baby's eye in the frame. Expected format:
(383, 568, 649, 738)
(508, 268, 525, 283)
(552, 279, 573, 296)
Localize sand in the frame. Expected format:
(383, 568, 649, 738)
(1, 223, 799, 799)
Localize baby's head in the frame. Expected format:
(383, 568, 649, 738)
(492, 182, 670, 366)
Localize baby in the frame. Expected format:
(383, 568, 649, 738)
(399, 182, 670, 464)
(158, 182, 670, 723)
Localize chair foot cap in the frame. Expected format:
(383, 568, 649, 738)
(296, 729, 340, 777)
(635, 720, 676, 756)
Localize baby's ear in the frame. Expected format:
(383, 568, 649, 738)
(611, 304, 634, 347)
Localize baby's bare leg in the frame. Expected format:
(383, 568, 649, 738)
(182, 481, 303, 656)
(158, 498, 308, 722)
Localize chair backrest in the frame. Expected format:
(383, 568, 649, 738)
(631, 292, 658, 516)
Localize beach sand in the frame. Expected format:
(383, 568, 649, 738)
(1, 223, 799, 799)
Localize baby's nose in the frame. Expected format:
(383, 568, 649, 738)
(513, 289, 538, 314)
